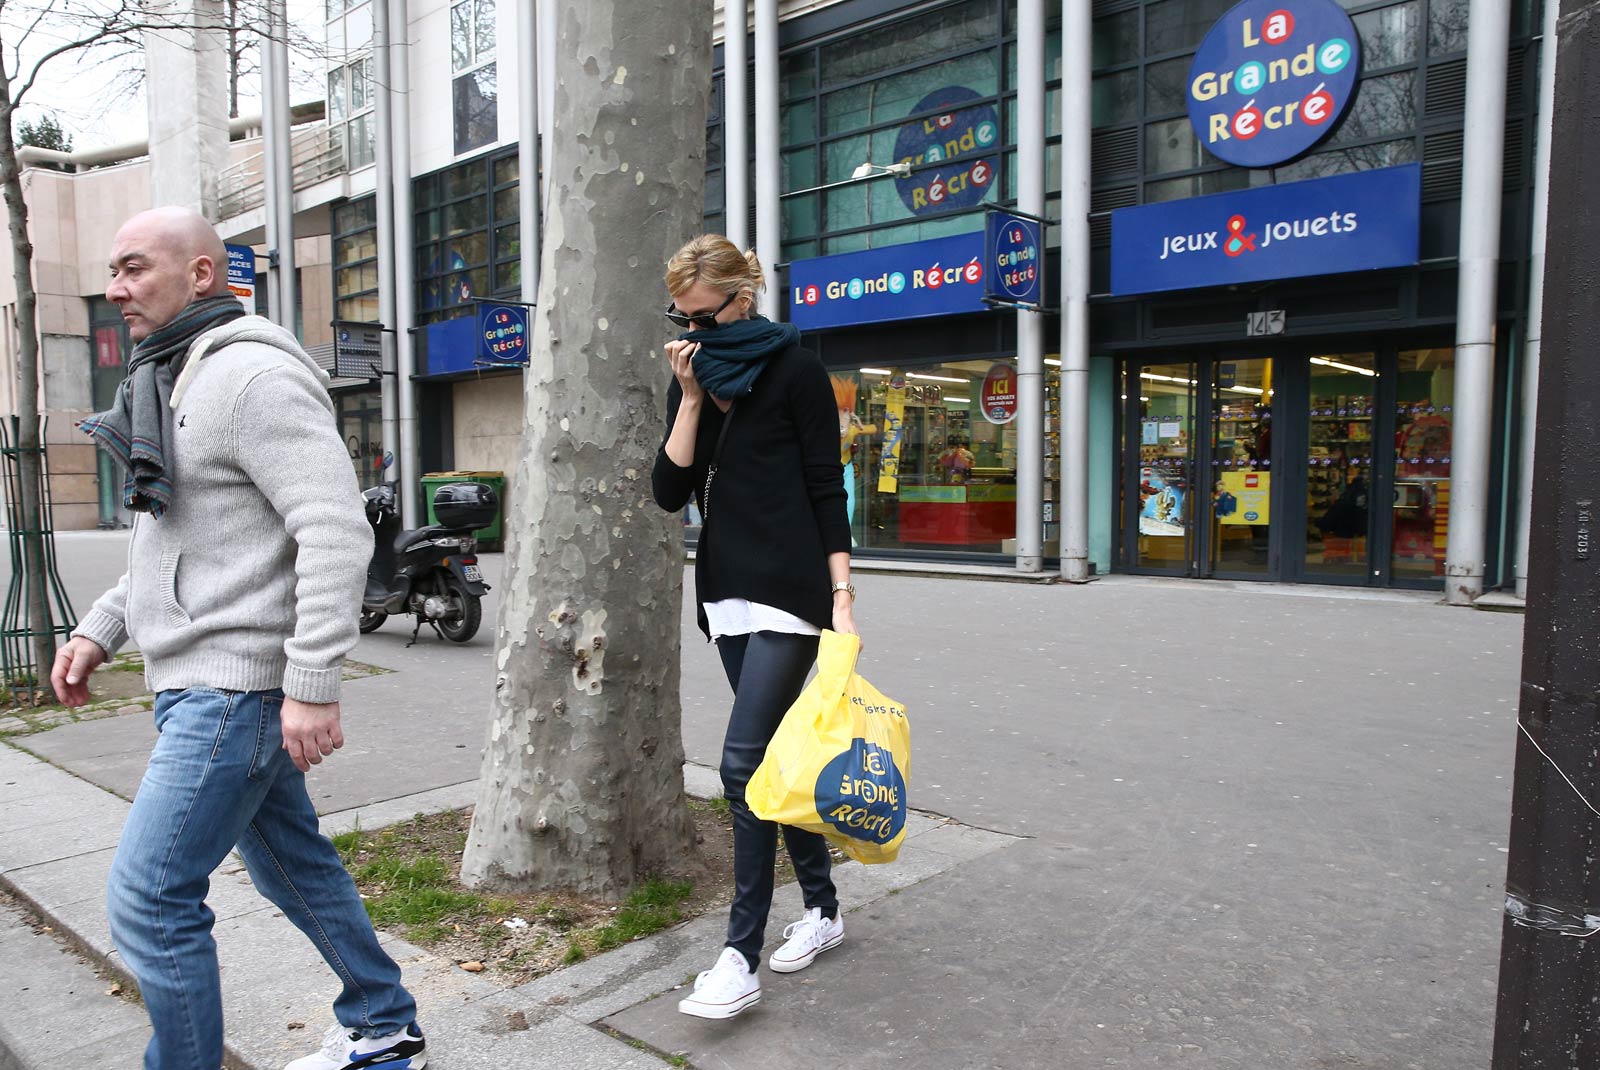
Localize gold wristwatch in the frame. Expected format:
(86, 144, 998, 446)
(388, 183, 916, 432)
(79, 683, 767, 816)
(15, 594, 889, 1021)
(830, 581, 856, 601)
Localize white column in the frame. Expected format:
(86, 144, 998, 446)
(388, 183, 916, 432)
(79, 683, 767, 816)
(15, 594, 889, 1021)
(538, 0, 556, 206)
(390, 0, 421, 528)
(1014, 0, 1045, 572)
(143, 0, 229, 217)
(754, 0, 780, 319)
(373, 0, 399, 468)
(267, 0, 296, 332)
(1514, 0, 1559, 599)
(1443, 0, 1511, 605)
(259, 43, 283, 319)
(518, 0, 541, 306)
(1059, 0, 1092, 583)
(724, 0, 749, 250)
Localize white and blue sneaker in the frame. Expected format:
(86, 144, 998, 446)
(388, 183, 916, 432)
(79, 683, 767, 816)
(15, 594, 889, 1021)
(284, 1022, 427, 1070)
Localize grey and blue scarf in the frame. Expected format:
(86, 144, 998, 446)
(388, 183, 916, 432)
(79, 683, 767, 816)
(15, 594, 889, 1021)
(80, 295, 247, 519)
(683, 315, 800, 400)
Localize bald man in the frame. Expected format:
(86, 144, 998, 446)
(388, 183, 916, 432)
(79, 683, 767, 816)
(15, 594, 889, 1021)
(57, 208, 427, 1070)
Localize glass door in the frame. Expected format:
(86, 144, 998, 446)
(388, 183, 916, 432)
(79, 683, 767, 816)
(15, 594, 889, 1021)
(1207, 357, 1276, 577)
(1130, 360, 1199, 573)
(1391, 347, 1455, 582)
(1303, 353, 1379, 580)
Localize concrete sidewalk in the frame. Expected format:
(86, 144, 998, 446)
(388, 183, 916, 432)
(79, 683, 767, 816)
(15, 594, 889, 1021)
(1, 532, 1527, 1068)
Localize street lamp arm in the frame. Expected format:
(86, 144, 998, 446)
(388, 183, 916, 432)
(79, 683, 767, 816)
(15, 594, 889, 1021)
(783, 161, 911, 199)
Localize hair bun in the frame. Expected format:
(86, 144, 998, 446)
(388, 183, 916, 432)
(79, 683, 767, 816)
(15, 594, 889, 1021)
(743, 249, 766, 292)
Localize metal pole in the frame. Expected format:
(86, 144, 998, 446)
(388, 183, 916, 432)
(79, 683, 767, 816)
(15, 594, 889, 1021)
(373, 0, 399, 470)
(267, 0, 296, 333)
(390, 0, 421, 528)
(258, 15, 282, 321)
(1443, 0, 1511, 605)
(1014, 0, 1044, 573)
(538, 0, 556, 205)
(1513, 0, 1560, 600)
(1058, 0, 1091, 583)
(723, 0, 749, 251)
(518, 0, 541, 306)
(1491, 3, 1600, 1061)
(753, 0, 780, 319)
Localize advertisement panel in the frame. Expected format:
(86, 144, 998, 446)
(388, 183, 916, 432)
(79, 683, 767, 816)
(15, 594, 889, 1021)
(790, 233, 987, 331)
(1110, 164, 1420, 296)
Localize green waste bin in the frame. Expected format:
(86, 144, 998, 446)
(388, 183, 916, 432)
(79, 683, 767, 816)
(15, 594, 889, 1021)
(422, 471, 506, 548)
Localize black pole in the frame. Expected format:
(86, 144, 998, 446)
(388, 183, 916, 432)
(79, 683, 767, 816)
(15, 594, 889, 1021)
(1492, 1, 1600, 1066)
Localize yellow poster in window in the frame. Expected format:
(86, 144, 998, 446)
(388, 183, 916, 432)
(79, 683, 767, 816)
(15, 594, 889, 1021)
(877, 382, 907, 493)
(1217, 471, 1270, 526)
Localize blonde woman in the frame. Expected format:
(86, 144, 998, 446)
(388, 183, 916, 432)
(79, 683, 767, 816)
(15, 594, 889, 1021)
(652, 234, 859, 1019)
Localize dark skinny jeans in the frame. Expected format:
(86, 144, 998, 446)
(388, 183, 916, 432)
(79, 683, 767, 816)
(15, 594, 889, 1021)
(716, 630, 839, 971)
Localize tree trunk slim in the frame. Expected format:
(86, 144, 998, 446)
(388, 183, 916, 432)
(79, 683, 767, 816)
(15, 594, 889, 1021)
(0, 78, 60, 700)
(460, 0, 712, 898)
(228, 0, 240, 120)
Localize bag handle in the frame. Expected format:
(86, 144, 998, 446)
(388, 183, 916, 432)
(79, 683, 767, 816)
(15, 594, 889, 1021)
(814, 629, 861, 704)
(701, 403, 736, 525)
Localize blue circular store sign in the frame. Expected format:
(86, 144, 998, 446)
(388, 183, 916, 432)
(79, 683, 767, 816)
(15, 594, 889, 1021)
(891, 86, 999, 215)
(1186, 0, 1361, 168)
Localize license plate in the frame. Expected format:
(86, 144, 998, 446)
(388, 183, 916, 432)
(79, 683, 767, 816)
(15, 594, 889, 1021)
(463, 564, 483, 583)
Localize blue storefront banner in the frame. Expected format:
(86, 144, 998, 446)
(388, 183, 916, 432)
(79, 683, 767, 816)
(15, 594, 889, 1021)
(1110, 164, 1420, 297)
(1187, 0, 1361, 168)
(789, 232, 988, 331)
(983, 211, 1043, 306)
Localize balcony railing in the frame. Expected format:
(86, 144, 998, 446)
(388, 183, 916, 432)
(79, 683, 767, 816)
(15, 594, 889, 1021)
(219, 124, 346, 220)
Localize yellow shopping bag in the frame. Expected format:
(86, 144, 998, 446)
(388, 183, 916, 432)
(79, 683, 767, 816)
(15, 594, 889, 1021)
(746, 630, 911, 864)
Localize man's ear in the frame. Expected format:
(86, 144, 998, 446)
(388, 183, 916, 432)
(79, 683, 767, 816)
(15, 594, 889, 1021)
(193, 254, 221, 297)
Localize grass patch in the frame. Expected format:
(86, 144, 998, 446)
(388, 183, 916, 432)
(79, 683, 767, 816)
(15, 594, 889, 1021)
(565, 878, 694, 961)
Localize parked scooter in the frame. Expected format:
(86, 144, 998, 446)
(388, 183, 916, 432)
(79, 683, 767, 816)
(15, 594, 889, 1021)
(361, 478, 496, 643)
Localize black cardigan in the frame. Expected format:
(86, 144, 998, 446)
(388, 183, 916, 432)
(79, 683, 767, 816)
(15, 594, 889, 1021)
(652, 344, 851, 639)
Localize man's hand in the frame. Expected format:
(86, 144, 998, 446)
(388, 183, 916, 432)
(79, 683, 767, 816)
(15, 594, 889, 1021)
(50, 637, 108, 707)
(281, 698, 345, 773)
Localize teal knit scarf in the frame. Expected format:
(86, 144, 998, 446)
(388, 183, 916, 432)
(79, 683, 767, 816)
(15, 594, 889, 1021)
(683, 315, 800, 399)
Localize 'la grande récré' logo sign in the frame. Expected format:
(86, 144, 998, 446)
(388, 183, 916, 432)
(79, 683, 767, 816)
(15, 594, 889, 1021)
(891, 86, 999, 215)
(1186, 0, 1361, 168)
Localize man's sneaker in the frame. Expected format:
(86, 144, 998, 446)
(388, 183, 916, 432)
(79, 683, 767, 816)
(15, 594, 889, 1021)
(678, 946, 762, 1019)
(284, 1022, 427, 1070)
(768, 906, 844, 974)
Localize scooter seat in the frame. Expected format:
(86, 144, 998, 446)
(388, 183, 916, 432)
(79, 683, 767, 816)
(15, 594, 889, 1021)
(395, 525, 449, 553)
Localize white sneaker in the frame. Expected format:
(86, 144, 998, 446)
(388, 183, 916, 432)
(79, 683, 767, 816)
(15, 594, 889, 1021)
(678, 946, 762, 1019)
(768, 906, 844, 974)
(284, 1022, 427, 1070)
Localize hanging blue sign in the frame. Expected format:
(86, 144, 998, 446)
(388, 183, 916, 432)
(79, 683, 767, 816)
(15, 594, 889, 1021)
(983, 211, 1043, 306)
(891, 86, 1000, 215)
(224, 243, 257, 314)
(1187, 0, 1360, 168)
(477, 303, 529, 366)
(1110, 164, 1420, 296)
(790, 232, 987, 331)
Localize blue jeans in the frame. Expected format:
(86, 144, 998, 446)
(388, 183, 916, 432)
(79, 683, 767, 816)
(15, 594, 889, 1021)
(107, 688, 416, 1070)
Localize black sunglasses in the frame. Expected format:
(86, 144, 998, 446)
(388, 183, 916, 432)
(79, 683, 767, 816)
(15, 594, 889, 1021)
(664, 291, 738, 331)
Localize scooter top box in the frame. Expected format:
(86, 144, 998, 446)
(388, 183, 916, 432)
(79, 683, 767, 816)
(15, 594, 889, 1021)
(433, 482, 498, 531)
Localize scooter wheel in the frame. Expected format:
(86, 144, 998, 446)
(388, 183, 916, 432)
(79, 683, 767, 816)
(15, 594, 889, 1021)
(359, 609, 389, 634)
(438, 592, 482, 643)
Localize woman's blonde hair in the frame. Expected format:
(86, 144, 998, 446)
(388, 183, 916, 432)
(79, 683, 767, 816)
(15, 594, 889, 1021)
(664, 234, 765, 300)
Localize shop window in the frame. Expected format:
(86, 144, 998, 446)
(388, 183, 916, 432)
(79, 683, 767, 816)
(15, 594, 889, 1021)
(452, 0, 497, 155)
(1003, 32, 1064, 90)
(819, 0, 997, 89)
(1354, 3, 1421, 70)
(1427, 0, 1471, 55)
(1093, 69, 1140, 128)
(1144, 168, 1254, 204)
(329, 55, 376, 170)
(1392, 348, 1455, 580)
(782, 100, 816, 146)
(1092, 10, 1139, 69)
(415, 150, 520, 323)
(782, 147, 817, 195)
(1272, 138, 1417, 184)
(1145, 0, 1238, 56)
(1145, 117, 1205, 176)
(834, 361, 1023, 554)
(1144, 57, 1192, 117)
(1330, 71, 1419, 146)
(333, 197, 379, 323)
(822, 51, 999, 137)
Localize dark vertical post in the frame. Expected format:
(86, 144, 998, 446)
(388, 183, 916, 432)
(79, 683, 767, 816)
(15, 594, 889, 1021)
(1492, 1, 1600, 1065)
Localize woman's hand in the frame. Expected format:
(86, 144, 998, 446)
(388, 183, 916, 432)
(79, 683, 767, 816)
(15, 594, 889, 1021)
(832, 592, 861, 648)
(666, 340, 704, 405)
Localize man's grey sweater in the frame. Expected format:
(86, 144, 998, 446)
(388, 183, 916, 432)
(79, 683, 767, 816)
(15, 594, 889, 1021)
(73, 316, 370, 704)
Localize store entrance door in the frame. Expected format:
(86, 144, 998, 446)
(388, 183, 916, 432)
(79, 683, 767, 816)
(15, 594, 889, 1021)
(1125, 356, 1278, 578)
